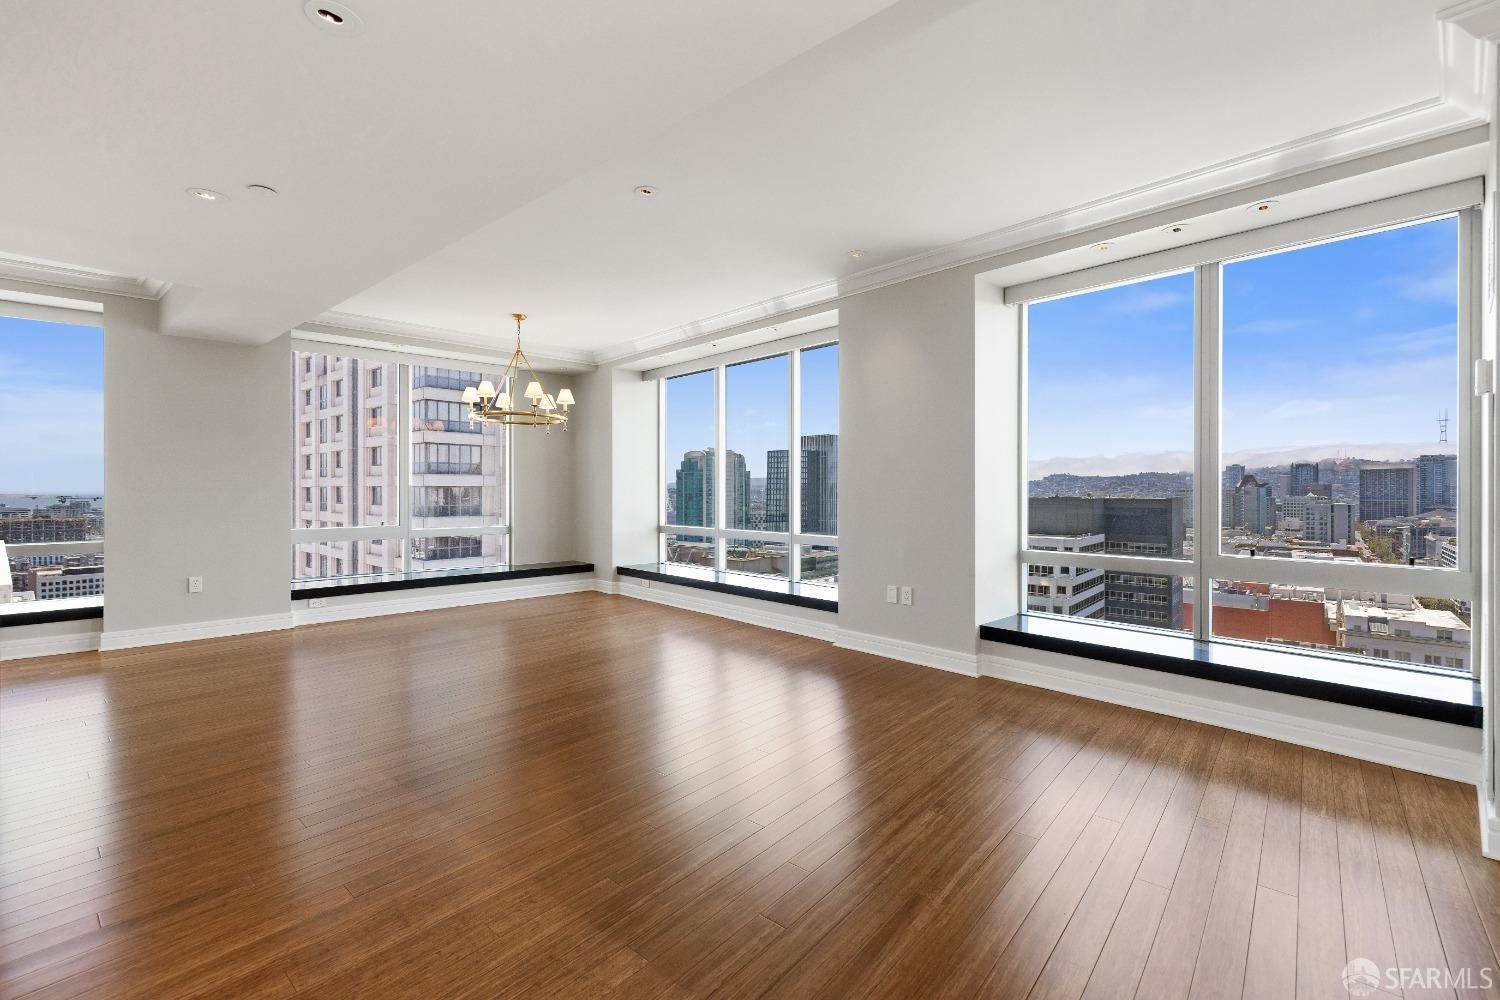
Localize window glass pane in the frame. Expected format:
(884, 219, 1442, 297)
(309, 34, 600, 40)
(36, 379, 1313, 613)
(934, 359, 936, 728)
(1206, 579, 1471, 673)
(1027, 272, 1195, 557)
(664, 370, 716, 527)
(1220, 217, 1459, 564)
(1026, 562, 1190, 633)
(799, 344, 839, 535)
(726, 537, 788, 580)
(410, 533, 507, 571)
(664, 533, 713, 568)
(800, 544, 839, 585)
(292, 351, 399, 528)
(1, 316, 104, 610)
(726, 354, 788, 532)
(410, 366, 506, 529)
(292, 538, 403, 580)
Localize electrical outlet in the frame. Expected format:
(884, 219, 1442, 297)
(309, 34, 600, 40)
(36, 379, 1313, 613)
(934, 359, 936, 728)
(641, 579, 652, 589)
(885, 584, 898, 604)
(188, 576, 204, 594)
(309, 597, 328, 608)
(900, 586, 913, 606)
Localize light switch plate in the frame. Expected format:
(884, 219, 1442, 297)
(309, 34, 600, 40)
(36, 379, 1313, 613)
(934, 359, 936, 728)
(885, 585, 898, 604)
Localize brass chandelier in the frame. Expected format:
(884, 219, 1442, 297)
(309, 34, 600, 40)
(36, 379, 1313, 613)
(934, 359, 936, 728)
(461, 313, 575, 429)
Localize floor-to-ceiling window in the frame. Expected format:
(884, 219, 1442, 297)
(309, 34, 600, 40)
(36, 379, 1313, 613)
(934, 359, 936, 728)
(290, 348, 510, 581)
(0, 310, 104, 615)
(1014, 186, 1478, 676)
(657, 335, 839, 593)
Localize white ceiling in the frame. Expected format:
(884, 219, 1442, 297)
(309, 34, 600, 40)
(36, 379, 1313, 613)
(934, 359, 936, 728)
(0, 0, 1483, 360)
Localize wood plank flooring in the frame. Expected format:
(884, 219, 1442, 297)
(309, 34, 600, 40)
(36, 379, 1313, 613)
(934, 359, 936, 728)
(1, 591, 1497, 998)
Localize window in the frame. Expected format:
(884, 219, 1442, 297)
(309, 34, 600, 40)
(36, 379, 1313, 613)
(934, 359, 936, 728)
(290, 352, 510, 580)
(0, 313, 105, 612)
(1016, 193, 1476, 675)
(657, 337, 839, 589)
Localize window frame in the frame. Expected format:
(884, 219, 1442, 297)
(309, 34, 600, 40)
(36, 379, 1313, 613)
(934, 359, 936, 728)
(655, 332, 838, 584)
(288, 349, 514, 577)
(1011, 180, 1483, 654)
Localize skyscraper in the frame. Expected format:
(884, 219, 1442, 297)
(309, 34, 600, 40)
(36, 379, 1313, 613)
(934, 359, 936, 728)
(1222, 464, 1246, 489)
(1416, 453, 1457, 513)
(762, 435, 838, 534)
(674, 448, 751, 529)
(766, 449, 788, 532)
(1224, 475, 1275, 535)
(1358, 463, 1418, 522)
(1289, 461, 1319, 496)
(1029, 495, 1185, 629)
(800, 434, 839, 535)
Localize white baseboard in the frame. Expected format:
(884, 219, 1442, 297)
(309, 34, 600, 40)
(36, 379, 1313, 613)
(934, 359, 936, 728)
(292, 577, 596, 626)
(981, 652, 1481, 784)
(614, 580, 838, 642)
(834, 629, 979, 677)
(99, 613, 293, 652)
(592, 578, 620, 595)
(1, 630, 101, 661)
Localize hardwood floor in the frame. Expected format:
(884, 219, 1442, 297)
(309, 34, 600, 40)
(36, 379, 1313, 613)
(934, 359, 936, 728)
(2, 591, 1497, 999)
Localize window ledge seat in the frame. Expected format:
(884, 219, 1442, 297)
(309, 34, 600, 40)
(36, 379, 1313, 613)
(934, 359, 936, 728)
(291, 561, 594, 601)
(616, 564, 838, 612)
(981, 614, 1479, 728)
(0, 598, 103, 629)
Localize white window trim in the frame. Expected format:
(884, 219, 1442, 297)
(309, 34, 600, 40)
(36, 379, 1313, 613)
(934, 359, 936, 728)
(1013, 192, 1485, 652)
(288, 350, 513, 574)
(655, 338, 838, 581)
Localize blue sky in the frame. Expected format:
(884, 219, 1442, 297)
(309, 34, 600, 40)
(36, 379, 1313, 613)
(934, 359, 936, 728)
(665, 343, 839, 482)
(1, 315, 104, 494)
(1027, 216, 1459, 477)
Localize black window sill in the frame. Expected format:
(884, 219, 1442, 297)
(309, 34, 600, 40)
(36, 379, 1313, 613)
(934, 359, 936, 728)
(980, 613, 1480, 729)
(291, 561, 594, 601)
(0, 602, 104, 629)
(616, 564, 838, 613)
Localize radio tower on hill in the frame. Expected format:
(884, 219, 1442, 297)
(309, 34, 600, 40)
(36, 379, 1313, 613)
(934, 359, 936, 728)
(1437, 409, 1449, 445)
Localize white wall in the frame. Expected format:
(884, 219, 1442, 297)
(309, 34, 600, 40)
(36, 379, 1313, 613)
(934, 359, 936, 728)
(104, 301, 291, 634)
(570, 366, 656, 579)
(510, 377, 578, 565)
(838, 267, 992, 655)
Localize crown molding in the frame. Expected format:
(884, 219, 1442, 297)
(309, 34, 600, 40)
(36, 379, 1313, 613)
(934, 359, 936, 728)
(594, 96, 1486, 369)
(0, 253, 169, 301)
(1440, 0, 1500, 43)
(314, 309, 598, 370)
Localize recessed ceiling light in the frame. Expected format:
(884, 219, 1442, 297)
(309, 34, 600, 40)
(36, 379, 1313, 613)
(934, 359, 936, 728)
(1163, 223, 1188, 235)
(303, 1, 363, 34)
(1093, 242, 1113, 252)
(245, 184, 278, 197)
(1247, 200, 1279, 215)
(848, 249, 863, 259)
(634, 185, 658, 197)
(187, 187, 227, 202)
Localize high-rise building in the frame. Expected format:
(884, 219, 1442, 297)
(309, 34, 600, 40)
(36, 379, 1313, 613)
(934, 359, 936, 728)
(1358, 463, 1418, 522)
(292, 356, 507, 578)
(1025, 532, 1106, 620)
(1222, 464, 1246, 489)
(800, 434, 839, 535)
(1416, 453, 1457, 513)
(1224, 475, 1275, 535)
(1029, 495, 1185, 628)
(1289, 461, 1319, 495)
(673, 447, 751, 529)
(761, 434, 838, 534)
(766, 449, 788, 532)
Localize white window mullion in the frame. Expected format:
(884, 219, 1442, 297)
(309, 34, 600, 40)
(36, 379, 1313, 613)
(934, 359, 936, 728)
(658, 378, 667, 562)
(1018, 303, 1031, 612)
(1193, 263, 1222, 643)
(714, 364, 727, 573)
(789, 348, 802, 584)
(397, 361, 413, 572)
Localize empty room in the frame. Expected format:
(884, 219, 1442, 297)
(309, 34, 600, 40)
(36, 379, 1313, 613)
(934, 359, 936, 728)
(4, 1, 1500, 997)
